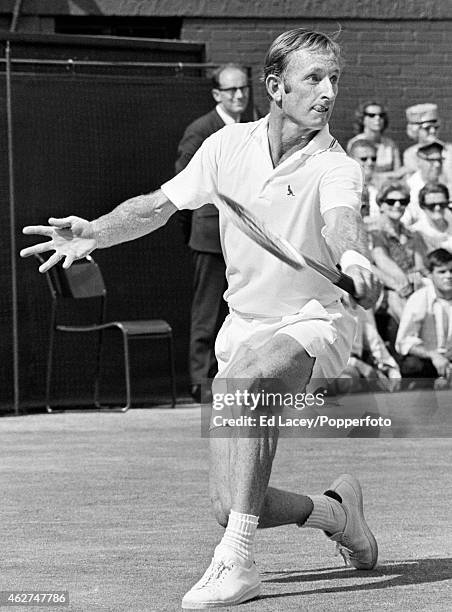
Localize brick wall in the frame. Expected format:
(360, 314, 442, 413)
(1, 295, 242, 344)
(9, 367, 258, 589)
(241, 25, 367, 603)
(181, 16, 452, 151)
(1, 0, 449, 152)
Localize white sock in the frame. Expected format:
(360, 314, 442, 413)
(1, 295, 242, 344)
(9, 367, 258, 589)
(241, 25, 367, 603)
(301, 495, 346, 534)
(215, 510, 259, 564)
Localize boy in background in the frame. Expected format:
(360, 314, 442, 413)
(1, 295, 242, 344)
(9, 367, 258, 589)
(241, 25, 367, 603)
(396, 248, 452, 389)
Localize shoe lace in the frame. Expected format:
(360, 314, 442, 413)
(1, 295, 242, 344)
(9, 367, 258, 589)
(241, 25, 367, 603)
(198, 559, 234, 588)
(335, 542, 352, 566)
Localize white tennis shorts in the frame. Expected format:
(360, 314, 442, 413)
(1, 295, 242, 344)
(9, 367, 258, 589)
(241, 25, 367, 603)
(215, 298, 356, 383)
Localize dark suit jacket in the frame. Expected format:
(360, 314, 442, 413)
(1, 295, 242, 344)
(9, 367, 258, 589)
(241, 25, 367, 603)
(175, 108, 226, 253)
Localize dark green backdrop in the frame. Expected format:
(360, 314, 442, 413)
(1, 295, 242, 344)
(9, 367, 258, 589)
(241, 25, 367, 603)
(0, 34, 253, 410)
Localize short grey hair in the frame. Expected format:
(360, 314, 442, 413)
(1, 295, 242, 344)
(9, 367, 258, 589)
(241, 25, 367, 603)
(262, 28, 342, 85)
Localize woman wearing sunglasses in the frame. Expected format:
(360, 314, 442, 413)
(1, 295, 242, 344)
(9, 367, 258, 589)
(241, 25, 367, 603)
(371, 181, 426, 323)
(347, 101, 402, 180)
(408, 182, 452, 254)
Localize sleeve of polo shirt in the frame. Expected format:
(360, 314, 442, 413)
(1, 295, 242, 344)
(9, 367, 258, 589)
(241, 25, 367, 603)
(319, 155, 363, 215)
(395, 291, 427, 356)
(161, 130, 220, 210)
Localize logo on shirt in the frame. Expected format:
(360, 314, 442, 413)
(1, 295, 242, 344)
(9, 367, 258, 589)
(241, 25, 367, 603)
(287, 185, 295, 197)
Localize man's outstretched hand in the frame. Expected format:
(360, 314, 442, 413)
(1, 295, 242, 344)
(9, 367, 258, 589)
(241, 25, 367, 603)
(20, 216, 97, 273)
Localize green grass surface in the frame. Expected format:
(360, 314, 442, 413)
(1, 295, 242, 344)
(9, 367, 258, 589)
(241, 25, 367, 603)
(0, 405, 451, 611)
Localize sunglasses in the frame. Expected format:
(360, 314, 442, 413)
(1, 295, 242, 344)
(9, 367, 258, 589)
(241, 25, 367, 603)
(358, 156, 377, 162)
(383, 198, 410, 207)
(421, 201, 450, 210)
(364, 112, 385, 118)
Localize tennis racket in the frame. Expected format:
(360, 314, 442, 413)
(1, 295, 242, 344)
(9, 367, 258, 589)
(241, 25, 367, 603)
(219, 194, 357, 298)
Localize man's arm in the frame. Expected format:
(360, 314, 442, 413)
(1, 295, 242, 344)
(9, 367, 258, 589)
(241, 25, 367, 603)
(21, 189, 177, 273)
(395, 294, 451, 376)
(404, 341, 450, 377)
(322, 206, 381, 309)
(371, 245, 412, 293)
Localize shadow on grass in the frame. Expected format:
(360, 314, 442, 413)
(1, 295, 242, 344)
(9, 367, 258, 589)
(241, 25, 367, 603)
(257, 558, 452, 600)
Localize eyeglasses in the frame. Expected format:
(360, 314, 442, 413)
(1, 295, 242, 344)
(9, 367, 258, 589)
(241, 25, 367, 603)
(358, 156, 377, 162)
(421, 201, 450, 210)
(217, 85, 249, 96)
(383, 198, 410, 207)
(364, 112, 385, 118)
(418, 156, 443, 163)
(419, 121, 440, 130)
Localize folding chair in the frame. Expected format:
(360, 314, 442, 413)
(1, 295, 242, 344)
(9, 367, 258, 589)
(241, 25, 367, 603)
(35, 254, 176, 412)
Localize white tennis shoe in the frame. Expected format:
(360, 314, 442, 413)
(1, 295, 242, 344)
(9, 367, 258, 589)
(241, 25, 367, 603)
(181, 554, 261, 609)
(324, 473, 378, 570)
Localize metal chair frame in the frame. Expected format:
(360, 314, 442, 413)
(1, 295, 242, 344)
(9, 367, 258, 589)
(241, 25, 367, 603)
(36, 255, 176, 412)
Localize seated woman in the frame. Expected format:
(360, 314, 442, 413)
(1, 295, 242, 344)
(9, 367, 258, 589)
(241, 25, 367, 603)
(347, 101, 402, 181)
(407, 182, 452, 254)
(371, 181, 426, 323)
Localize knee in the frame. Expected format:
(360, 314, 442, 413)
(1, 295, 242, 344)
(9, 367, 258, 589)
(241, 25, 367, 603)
(228, 335, 312, 387)
(400, 354, 424, 376)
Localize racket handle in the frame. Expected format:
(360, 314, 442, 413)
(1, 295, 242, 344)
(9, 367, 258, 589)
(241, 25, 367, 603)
(334, 271, 358, 298)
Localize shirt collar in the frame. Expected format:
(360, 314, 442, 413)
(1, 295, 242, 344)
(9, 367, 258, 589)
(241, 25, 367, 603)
(251, 116, 339, 161)
(425, 280, 450, 308)
(412, 210, 449, 234)
(408, 171, 424, 187)
(216, 104, 239, 125)
(300, 124, 338, 156)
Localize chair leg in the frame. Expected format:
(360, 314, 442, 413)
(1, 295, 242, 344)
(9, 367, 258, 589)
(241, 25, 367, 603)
(168, 333, 177, 408)
(45, 312, 56, 414)
(92, 329, 130, 412)
(120, 332, 132, 412)
(94, 329, 104, 408)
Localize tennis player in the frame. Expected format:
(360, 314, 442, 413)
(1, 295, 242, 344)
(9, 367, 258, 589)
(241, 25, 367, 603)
(21, 29, 381, 609)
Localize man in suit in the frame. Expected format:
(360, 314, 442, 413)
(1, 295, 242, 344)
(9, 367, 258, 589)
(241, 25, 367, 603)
(175, 63, 250, 403)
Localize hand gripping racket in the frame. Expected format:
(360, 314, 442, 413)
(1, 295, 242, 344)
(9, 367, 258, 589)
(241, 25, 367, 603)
(220, 194, 357, 298)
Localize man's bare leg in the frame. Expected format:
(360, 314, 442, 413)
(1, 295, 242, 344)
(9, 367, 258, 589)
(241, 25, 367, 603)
(182, 334, 377, 609)
(209, 334, 315, 529)
(182, 335, 315, 609)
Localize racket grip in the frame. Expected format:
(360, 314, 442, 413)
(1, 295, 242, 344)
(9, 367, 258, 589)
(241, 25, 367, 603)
(334, 271, 357, 298)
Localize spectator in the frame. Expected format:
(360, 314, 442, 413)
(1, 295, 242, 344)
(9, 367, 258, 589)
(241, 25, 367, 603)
(403, 104, 440, 171)
(403, 103, 452, 185)
(409, 182, 452, 254)
(371, 180, 425, 322)
(404, 139, 445, 223)
(396, 248, 452, 389)
(347, 101, 401, 179)
(338, 302, 401, 393)
(175, 63, 250, 403)
(348, 139, 379, 224)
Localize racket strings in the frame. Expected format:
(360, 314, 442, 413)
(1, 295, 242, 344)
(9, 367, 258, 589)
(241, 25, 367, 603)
(222, 196, 303, 268)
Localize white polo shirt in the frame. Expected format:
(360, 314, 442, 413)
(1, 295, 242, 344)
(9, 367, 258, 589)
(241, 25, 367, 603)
(162, 116, 362, 316)
(396, 283, 452, 355)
